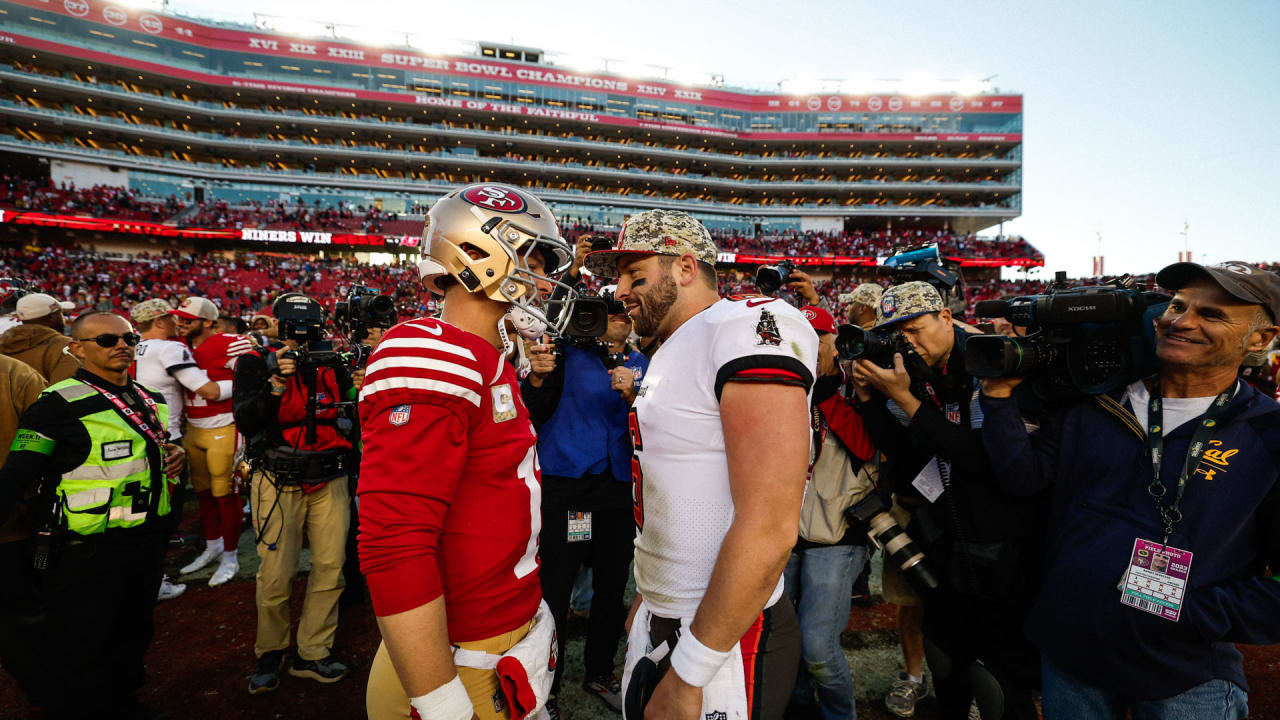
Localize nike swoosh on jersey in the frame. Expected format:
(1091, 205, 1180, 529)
(405, 322, 444, 336)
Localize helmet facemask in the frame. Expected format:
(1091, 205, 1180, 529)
(423, 203, 605, 340)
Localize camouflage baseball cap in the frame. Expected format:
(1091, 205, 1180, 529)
(844, 283, 884, 308)
(130, 298, 175, 323)
(583, 209, 718, 278)
(875, 281, 944, 329)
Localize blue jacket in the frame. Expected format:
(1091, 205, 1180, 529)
(531, 345, 647, 482)
(980, 381, 1280, 700)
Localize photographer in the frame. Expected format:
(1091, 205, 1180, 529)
(784, 306, 876, 720)
(851, 282, 1043, 720)
(979, 261, 1280, 719)
(520, 290, 649, 714)
(233, 293, 356, 695)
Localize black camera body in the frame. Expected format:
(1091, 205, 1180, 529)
(835, 324, 916, 369)
(588, 235, 615, 253)
(967, 273, 1169, 399)
(755, 260, 797, 296)
(333, 284, 396, 343)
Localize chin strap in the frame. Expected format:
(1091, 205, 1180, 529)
(497, 314, 531, 375)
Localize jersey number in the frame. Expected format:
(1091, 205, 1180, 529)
(628, 408, 644, 532)
(513, 444, 541, 579)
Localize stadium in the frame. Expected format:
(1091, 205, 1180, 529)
(1, 2, 1278, 720)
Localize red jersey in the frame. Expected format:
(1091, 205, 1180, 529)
(358, 318, 541, 642)
(186, 333, 253, 428)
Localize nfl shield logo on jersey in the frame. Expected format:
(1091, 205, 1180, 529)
(705, 712, 728, 720)
(389, 405, 411, 426)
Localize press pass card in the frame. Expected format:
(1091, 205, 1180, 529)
(567, 511, 592, 543)
(1120, 538, 1193, 622)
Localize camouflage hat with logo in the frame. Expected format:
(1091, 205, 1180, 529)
(130, 298, 176, 324)
(874, 281, 945, 329)
(583, 209, 719, 279)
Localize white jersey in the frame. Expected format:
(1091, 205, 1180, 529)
(0, 315, 19, 336)
(133, 338, 212, 439)
(630, 297, 818, 619)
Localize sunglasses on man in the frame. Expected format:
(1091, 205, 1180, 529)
(75, 332, 142, 348)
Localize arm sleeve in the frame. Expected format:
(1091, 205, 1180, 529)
(815, 376, 875, 462)
(358, 398, 470, 617)
(1184, 479, 1280, 644)
(0, 396, 75, 527)
(979, 392, 1061, 496)
(712, 301, 818, 402)
(519, 350, 566, 430)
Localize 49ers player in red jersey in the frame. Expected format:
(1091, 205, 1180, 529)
(360, 184, 601, 720)
(174, 296, 254, 586)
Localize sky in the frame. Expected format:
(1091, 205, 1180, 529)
(163, 0, 1280, 279)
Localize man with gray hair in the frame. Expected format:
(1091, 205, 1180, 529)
(981, 261, 1280, 719)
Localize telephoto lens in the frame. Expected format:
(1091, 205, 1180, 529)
(846, 493, 939, 595)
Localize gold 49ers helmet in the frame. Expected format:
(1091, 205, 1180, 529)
(419, 183, 596, 338)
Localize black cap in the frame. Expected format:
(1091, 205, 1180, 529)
(1156, 261, 1280, 323)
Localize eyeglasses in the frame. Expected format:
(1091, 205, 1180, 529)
(75, 332, 141, 348)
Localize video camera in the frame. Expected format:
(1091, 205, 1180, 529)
(966, 272, 1169, 399)
(333, 284, 396, 341)
(755, 260, 797, 296)
(557, 287, 630, 369)
(879, 244, 966, 314)
(269, 294, 350, 375)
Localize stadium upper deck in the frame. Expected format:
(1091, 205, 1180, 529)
(0, 0, 1023, 237)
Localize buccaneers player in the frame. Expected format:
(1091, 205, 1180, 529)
(360, 184, 591, 720)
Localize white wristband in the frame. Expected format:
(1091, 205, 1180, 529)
(408, 674, 472, 720)
(669, 630, 731, 688)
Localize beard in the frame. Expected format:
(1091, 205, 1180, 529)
(630, 274, 677, 338)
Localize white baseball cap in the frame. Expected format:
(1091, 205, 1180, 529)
(172, 296, 219, 322)
(15, 293, 74, 321)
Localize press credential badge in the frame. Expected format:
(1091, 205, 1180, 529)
(1120, 538, 1193, 622)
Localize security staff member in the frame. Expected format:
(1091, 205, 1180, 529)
(234, 293, 355, 695)
(0, 311, 185, 720)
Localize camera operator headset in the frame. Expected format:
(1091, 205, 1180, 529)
(233, 292, 357, 692)
(848, 281, 1045, 720)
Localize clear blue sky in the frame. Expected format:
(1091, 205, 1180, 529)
(171, 0, 1280, 279)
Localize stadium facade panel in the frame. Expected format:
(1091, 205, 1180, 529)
(0, 0, 1023, 236)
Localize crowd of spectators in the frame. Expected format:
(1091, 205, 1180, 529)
(0, 244, 1156, 333)
(0, 175, 185, 222)
(565, 224, 1042, 262)
(185, 199, 407, 233)
(0, 247, 429, 324)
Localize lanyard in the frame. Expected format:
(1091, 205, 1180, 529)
(1145, 382, 1235, 541)
(80, 376, 168, 448)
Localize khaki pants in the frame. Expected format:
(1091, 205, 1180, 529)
(185, 424, 238, 497)
(367, 621, 532, 720)
(252, 473, 350, 660)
